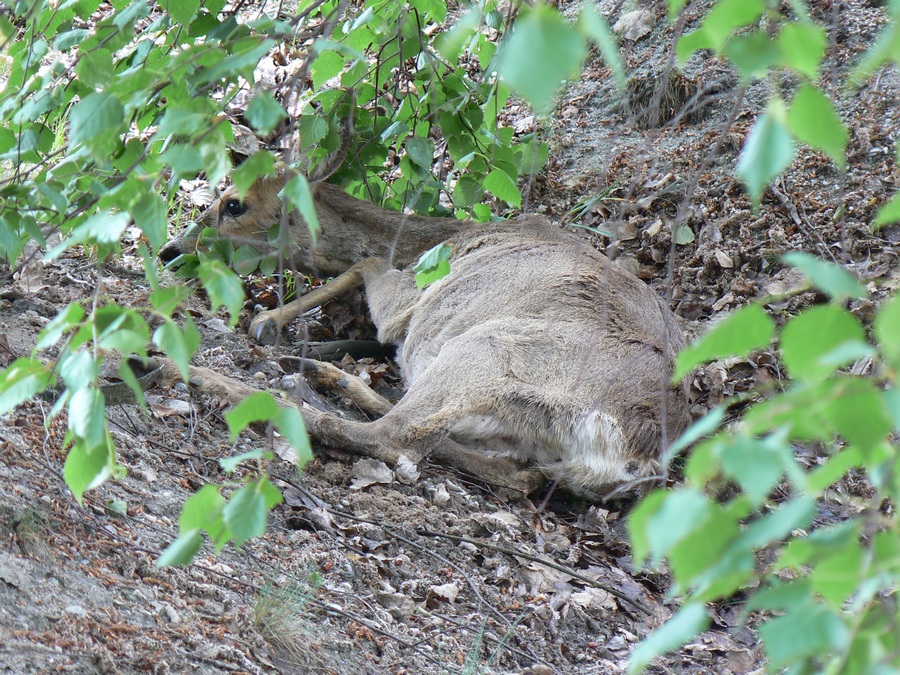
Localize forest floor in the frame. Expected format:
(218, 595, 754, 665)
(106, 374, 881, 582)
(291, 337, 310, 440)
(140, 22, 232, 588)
(0, 0, 897, 673)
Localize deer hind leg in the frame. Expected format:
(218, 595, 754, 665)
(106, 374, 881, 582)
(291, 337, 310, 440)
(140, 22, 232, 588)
(301, 406, 543, 494)
(298, 358, 394, 417)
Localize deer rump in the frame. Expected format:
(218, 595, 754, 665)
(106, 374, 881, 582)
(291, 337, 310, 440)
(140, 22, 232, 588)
(161, 178, 690, 499)
(338, 217, 690, 498)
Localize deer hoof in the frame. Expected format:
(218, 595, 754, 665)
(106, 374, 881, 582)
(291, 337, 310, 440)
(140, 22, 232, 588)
(250, 314, 279, 345)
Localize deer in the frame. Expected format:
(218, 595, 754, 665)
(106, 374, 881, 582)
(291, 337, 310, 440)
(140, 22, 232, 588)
(158, 164, 692, 499)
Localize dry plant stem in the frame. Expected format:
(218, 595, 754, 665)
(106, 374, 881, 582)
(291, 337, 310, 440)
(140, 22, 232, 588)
(771, 181, 839, 264)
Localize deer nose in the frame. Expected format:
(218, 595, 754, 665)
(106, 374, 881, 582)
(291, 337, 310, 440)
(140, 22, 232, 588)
(158, 241, 183, 263)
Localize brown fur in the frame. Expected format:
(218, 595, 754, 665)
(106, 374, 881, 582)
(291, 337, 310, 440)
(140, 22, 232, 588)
(160, 173, 691, 498)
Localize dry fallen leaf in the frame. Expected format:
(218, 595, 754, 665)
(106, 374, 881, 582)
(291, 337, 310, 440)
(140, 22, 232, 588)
(376, 592, 416, 620)
(350, 458, 393, 490)
(150, 399, 194, 419)
(395, 454, 420, 484)
(428, 582, 459, 604)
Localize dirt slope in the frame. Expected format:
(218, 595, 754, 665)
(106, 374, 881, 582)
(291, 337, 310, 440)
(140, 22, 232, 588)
(0, 1, 896, 673)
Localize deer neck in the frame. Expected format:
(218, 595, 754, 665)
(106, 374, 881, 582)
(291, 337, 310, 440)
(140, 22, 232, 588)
(310, 183, 468, 276)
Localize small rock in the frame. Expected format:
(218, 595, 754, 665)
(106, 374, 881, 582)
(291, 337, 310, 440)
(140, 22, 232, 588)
(395, 454, 420, 483)
(715, 250, 734, 268)
(613, 9, 655, 41)
(159, 602, 180, 624)
(431, 483, 450, 506)
(65, 605, 87, 618)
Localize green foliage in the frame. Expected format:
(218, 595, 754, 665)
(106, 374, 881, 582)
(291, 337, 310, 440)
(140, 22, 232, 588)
(630, 262, 899, 672)
(1, 0, 564, 542)
(674, 0, 893, 202)
(413, 242, 454, 289)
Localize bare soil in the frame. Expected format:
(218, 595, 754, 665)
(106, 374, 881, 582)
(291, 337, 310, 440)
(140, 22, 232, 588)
(0, 1, 897, 673)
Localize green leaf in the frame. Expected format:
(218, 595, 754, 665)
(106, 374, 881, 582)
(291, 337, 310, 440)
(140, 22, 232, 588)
(225, 391, 281, 440)
(780, 305, 866, 381)
(222, 483, 267, 548)
(37, 303, 84, 350)
(414, 260, 451, 290)
(483, 168, 521, 207)
(149, 286, 193, 317)
(132, 190, 168, 254)
(219, 448, 271, 473)
(578, 2, 625, 90)
(807, 446, 865, 492)
(310, 49, 345, 90)
(628, 489, 666, 568)
(0, 358, 55, 415)
(93, 306, 150, 355)
(496, 6, 587, 113)
(259, 476, 284, 509)
(405, 137, 434, 170)
(704, 0, 764, 50)
(674, 304, 775, 381)
(69, 387, 107, 449)
(202, 39, 275, 84)
(166, 0, 200, 24)
(644, 488, 711, 563)
(68, 92, 125, 149)
(674, 224, 695, 245)
(153, 318, 200, 383)
(823, 378, 892, 450)
(719, 435, 790, 506)
(736, 105, 795, 204)
(281, 174, 319, 244)
(777, 22, 827, 80)
(787, 85, 848, 169)
(274, 406, 313, 465)
(777, 522, 859, 571)
(104, 498, 127, 515)
(873, 193, 900, 228)
(58, 350, 99, 391)
(414, 242, 454, 289)
(64, 434, 117, 505)
(245, 92, 288, 135)
(782, 252, 865, 300)
(233, 245, 263, 275)
(664, 406, 726, 461)
(231, 151, 277, 200)
(435, 8, 482, 63)
(810, 544, 864, 608)
(736, 495, 816, 551)
(157, 530, 204, 567)
(197, 258, 245, 326)
(299, 115, 329, 148)
(627, 603, 710, 674)
(179, 484, 228, 547)
(667, 502, 740, 591)
(48, 211, 130, 259)
(379, 121, 410, 143)
(676, 28, 715, 65)
(874, 294, 900, 365)
(724, 31, 779, 82)
(759, 601, 849, 668)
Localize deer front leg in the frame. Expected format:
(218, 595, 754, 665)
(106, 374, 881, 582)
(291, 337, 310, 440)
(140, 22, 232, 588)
(249, 260, 378, 344)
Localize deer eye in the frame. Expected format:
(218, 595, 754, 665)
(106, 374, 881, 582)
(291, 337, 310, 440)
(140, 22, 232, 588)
(224, 198, 246, 217)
